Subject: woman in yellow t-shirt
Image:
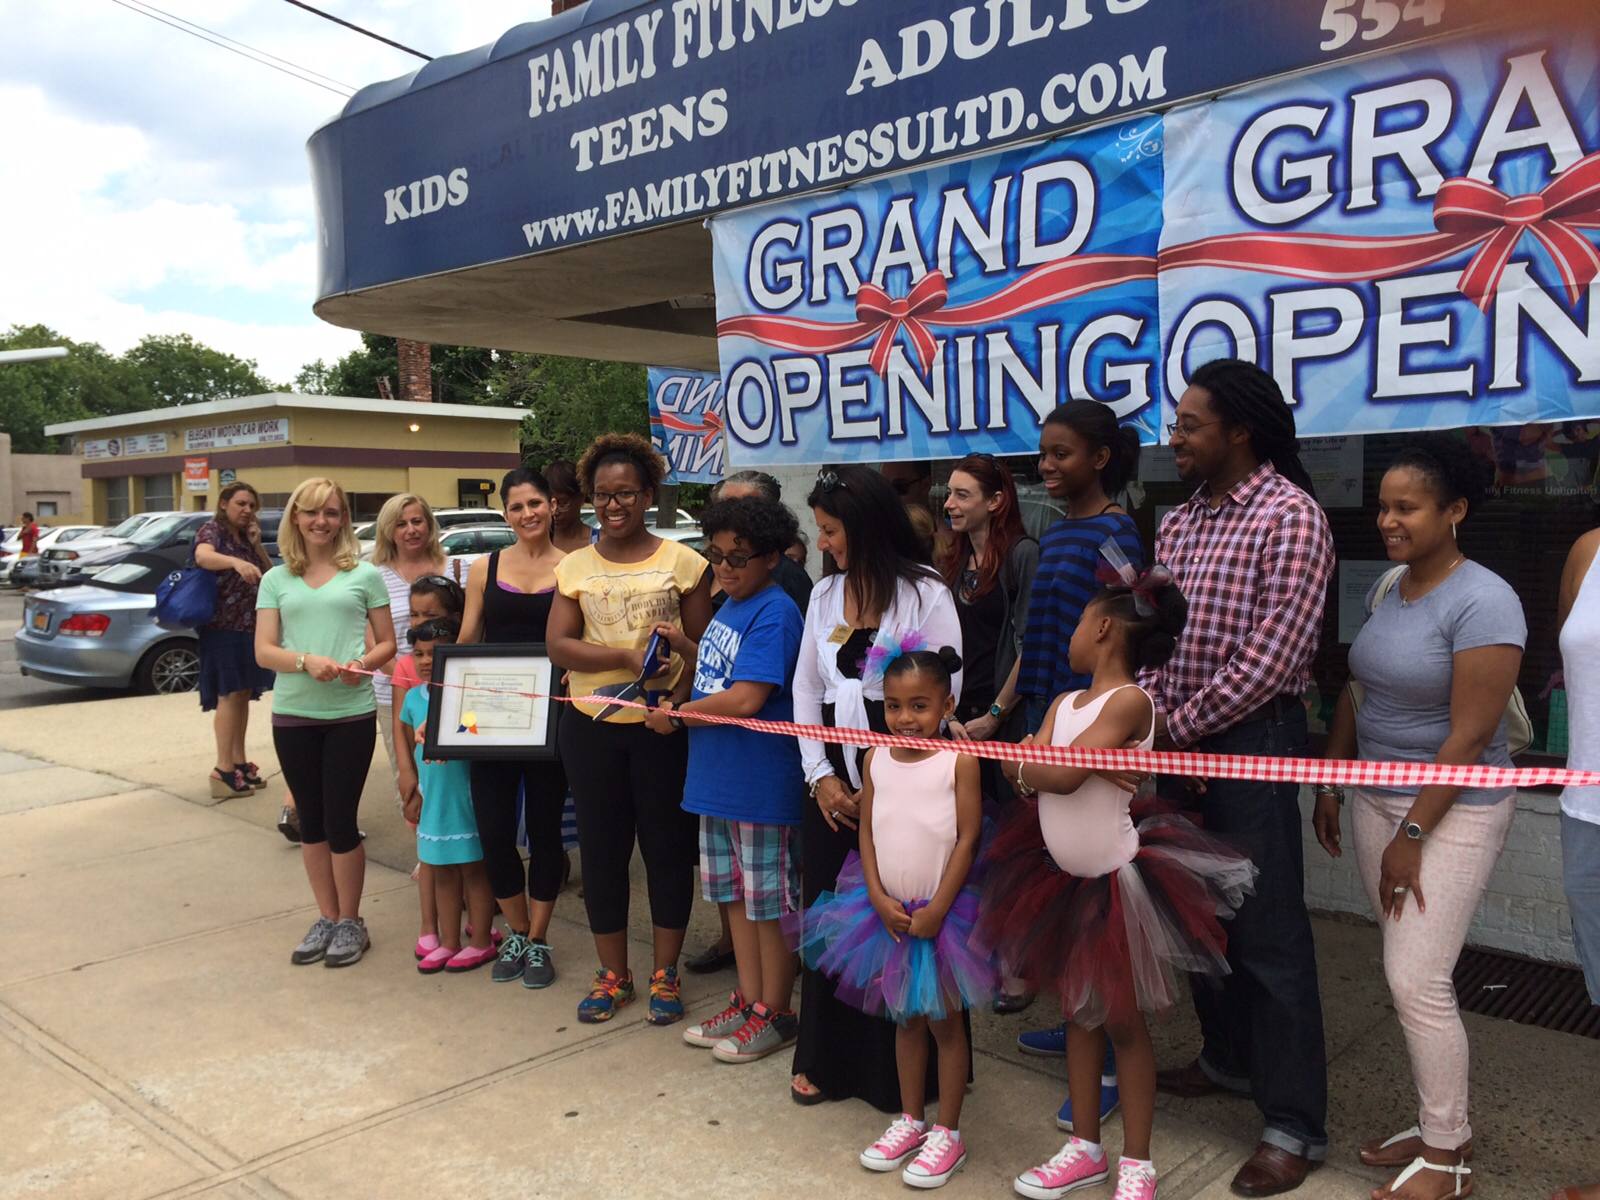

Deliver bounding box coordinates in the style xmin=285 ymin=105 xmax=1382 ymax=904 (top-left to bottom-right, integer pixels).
xmin=549 ymin=433 xmax=712 ymax=1026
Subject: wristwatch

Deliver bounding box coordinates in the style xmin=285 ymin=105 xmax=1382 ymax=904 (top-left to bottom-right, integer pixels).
xmin=1313 ymin=784 xmax=1345 ymax=805
xmin=1402 ymin=820 xmax=1425 ymax=841
xmin=295 ymin=653 xmax=306 ymax=673
xmin=988 ymin=702 xmax=1005 ymax=719
xmin=668 ymin=714 xmax=686 ymax=731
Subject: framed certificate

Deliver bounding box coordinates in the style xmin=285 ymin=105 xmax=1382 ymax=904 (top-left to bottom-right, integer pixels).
xmin=421 ymin=643 xmax=561 ymax=760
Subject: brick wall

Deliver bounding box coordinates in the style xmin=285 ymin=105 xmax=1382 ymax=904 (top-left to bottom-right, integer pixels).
xmin=396 ymin=339 xmax=432 ymax=404
xmin=1300 ymin=787 xmax=1579 ymax=964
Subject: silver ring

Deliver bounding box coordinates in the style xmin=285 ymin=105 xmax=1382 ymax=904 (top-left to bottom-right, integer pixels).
xmin=831 ymin=811 xmax=841 ymax=820
xmin=1393 ymin=886 xmax=1408 ymax=893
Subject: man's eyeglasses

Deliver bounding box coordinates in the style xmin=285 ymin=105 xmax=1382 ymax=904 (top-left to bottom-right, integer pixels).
xmin=706 ymin=547 xmax=761 ymax=568
xmin=1165 ymin=418 xmax=1224 ymax=440
xmin=592 ymin=490 xmax=643 ymax=508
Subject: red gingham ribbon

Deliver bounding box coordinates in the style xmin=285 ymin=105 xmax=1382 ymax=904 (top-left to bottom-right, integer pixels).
xmin=1160 ymin=151 xmax=1600 ymax=312
xmin=717 ymin=256 xmax=1156 ymax=379
xmin=383 ymin=666 xmax=1600 ymax=790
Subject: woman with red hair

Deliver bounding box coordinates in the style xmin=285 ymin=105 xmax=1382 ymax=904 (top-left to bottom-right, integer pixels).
xmin=942 ymin=454 xmax=1037 ymax=787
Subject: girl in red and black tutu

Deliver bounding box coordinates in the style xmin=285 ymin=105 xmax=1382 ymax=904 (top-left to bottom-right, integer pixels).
xmin=977 ymin=554 xmax=1255 ymax=1200
xmin=789 ymin=641 xmax=995 ymax=1190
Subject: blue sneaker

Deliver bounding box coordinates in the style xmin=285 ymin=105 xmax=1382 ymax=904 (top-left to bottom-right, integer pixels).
xmin=1017 ymin=1023 xmax=1066 ymax=1057
xmin=1057 ymin=1039 xmax=1120 ymax=1131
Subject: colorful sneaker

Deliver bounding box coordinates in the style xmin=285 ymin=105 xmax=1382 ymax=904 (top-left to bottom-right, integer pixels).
xmin=322 ymin=918 xmax=370 ymax=968
xmin=522 ymin=938 xmax=555 ymax=989
xmin=1014 ymin=1137 xmax=1111 ymax=1199
xmin=417 ymin=945 xmax=453 ymax=974
xmin=290 ymin=916 xmax=335 ymax=965
xmin=1018 ymin=1023 xmax=1067 ymax=1057
xmin=683 ymin=989 xmax=749 ymax=1048
xmin=904 ymin=1126 xmax=967 ymax=1188
xmin=415 ymin=933 xmax=440 ymax=960
xmin=711 ymin=1004 xmax=798 ymax=1062
xmin=492 ymin=931 xmax=530 ymax=983
xmin=577 ymin=969 xmax=635 ymax=1023
xmin=445 ymin=944 xmax=497 ymax=972
xmin=860 ymin=1116 xmax=928 ymax=1171
xmin=647 ymin=966 xmax=685 ymax=1025
xmin=1112 ymin=1159 xmax=1158 ymax=1200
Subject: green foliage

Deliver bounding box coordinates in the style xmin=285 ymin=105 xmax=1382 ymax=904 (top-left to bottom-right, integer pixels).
xmin=499 ymin=355 xmax=648 ymax=469
xmin=119 ymin=333 xmax=276 ymax=408
xmin=307 ymin=333 xmax=502 ymax=405
xmin=293 ymin=358 xmax=334 ymax=394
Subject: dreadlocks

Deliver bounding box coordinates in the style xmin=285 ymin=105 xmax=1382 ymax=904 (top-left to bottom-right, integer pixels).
xmin=1188 ymin=359 xmax=1316 ymax=496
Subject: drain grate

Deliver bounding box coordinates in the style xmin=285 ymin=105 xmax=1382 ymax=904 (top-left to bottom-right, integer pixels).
xmin=1453 ymin=946 xmax=1600 ymax=1038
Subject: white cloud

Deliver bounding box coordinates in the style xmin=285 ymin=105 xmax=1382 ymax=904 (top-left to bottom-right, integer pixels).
xmin=0 ymin=0 xmax=550 ymax=385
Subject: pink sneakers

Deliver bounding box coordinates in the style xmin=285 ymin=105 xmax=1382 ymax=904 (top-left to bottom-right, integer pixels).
xmin=1112 ymin=1159 xmax=1158 ymax=1200
xmin=1014 ymin=1137 xmax=1111 ymax=1198
xmin=861 ymin=1116 xmax=928 ymax=1171
xmin=417 ymin=945 xmax=453 ymax=974
xmin=903 ymin=1126 xmax=967 ymax=1189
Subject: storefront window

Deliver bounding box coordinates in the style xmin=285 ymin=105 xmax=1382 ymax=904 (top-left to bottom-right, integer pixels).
xmin=141 ymin=473 xmax=175 ymax=510
xmin=104 ymin=477 xmax=130 ymax=524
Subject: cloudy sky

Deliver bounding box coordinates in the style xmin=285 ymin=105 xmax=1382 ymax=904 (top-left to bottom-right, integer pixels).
xmin=0 ymin=0 xmax=550 ymax=384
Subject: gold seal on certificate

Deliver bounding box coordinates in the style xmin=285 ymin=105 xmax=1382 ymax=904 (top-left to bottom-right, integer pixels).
xmin=421 ymin=644 xmax=561 ymax=759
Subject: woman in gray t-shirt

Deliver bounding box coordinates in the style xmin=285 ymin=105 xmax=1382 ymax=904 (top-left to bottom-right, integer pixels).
xmin=1314 ymin=435 xmax=1524 ymax=1199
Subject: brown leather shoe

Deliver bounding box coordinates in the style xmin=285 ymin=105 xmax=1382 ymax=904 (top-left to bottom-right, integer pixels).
xmin=1155 ymin=1059 xmax=1248 ymax=1098
xmin=1230 ymin=1143 xmax=1318 ymax=1197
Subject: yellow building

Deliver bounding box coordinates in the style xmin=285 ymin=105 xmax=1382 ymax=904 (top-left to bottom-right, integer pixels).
xmin=44 ymin=394 xmax=525 ymax=523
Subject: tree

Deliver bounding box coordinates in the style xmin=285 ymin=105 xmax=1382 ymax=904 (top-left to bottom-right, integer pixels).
xmin=307 ymin=334 xmax=503 ymax=404
xmin=294 ymin=358 xmax=334 ymax=394
xmin=119 ymin=333 xmax=276 ymax=408
xmin=502 ymin=355 xmax=648 ymax=467
xmin=0 ymin=325 xmax=135 ymax=453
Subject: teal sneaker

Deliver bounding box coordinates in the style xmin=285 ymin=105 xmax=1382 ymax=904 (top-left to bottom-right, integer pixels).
xmin=647 ymin=966 xmax=685 ymax=1025
xmin=576 ymin=968 xmax=635 ymax=1023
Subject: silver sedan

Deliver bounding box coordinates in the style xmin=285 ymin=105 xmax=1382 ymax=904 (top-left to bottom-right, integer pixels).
xmin=14 ymin=557 xmax=201 ymax=694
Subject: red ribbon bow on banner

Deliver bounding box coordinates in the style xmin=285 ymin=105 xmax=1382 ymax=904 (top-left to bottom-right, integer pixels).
xmin=1434 ymin=156 xmax=1600 ymax=308
xmin=1159 ymin=151 xmax=1600 ymax=310
xmin=854 ymin=271 xmax=949 ymax=375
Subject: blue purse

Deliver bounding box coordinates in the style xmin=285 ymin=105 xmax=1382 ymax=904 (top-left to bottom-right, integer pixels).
xmin=154 ymin=563 xmax=217 ymax=629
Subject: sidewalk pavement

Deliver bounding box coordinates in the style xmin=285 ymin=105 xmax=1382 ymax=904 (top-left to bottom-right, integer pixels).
xmin=1 ymin=692 xmax=1594 ymax=1199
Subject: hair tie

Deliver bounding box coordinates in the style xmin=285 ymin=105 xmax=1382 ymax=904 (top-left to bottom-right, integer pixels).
xmin=861 ymin=629 xmax=927 ymax=685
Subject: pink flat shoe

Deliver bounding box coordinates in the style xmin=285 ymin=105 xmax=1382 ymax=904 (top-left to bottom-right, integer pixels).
xmin=415 ymin=934 xmax=440 ymax=960
xmin=463 ymin=924 xmax=505 ymax=948
xmin=445 ymin=945 xmax=497 ymax=972
xmin=417 ymin=946 xmax=453 ymax=974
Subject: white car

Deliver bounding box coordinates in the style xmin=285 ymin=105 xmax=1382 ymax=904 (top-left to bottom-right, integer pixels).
xmin=2 ymin=525 xmax=101 ymax=584
xmin=35 ymin=512 xmax=183 ymax=579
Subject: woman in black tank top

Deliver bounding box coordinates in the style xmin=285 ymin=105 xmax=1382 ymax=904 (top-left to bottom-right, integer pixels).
xmin=458 ymin=469 xmax=569 ymax=990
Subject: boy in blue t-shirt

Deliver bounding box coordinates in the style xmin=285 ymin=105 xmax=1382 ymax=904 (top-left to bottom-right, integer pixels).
xmin=644 ymin=496 xmax=804 ymax=1063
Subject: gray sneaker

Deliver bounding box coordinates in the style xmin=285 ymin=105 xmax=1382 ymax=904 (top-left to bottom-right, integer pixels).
xmin=291 ymin=916 xmax=336 ymax=965
xmin=682 ymin=990 xmax=750 ymax=1048
xmin=492 ymin=931 xmax=530 ymax=983
xmin=323 ymin=918 xmax=370 ymax=968
xmin=522 ymin=938 xmax=556 ymax=989
xmin=711 ymin=1006 xmax=799 ymax=1063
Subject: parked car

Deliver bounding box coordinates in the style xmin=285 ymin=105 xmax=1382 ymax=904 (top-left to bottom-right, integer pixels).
xmin=439 ymin=523 xmax=519 ymax=566
xmin=257 ymin=508 xmax=285 ymax=565
xmin=42 ymin=513 xmax=212 ymax=589
xmin=2 ymin=525 xmax=101 ymax=586
xmin=14 ymin=553 xmax=201 ymax=694
xmin=35 ymin=511 xmax=183 ymax=582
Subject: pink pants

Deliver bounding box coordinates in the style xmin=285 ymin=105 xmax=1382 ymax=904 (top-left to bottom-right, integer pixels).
xmin=1352 ymin=787 xmax=1513 ymax=1151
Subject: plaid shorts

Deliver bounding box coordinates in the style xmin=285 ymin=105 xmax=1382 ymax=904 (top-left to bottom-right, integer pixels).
xmin=698 ymin=816 xmax=799 ymax=922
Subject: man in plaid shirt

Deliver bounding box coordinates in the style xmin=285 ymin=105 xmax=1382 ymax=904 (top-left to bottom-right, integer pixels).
xmin=1142 ymin=359 xmax=1334 ymax=1198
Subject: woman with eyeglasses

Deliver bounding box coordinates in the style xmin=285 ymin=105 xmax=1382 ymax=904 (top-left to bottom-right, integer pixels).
xmin=547 ymin=433 xmax=713 ymax=1025
xmin=543 ymin=459 xmax=597 ymax=553
xmin=456 ymin=468 xmax=571 ymax=989
xmin=790 ymin=464 xmax=964 ymax=1110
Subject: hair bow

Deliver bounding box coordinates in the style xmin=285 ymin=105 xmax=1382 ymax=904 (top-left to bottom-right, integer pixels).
xmin=1094 ymin=537 xmax=1173 ymax=617
xmin=861 ymin=629 xmax=927 ymax=685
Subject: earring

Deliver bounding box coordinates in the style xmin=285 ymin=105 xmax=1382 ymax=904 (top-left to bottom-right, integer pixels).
xmin=1451 ymin=522 xmax=1457 ymax=541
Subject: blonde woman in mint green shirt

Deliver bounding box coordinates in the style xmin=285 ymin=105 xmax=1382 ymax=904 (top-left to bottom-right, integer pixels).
xmin=255 ymin=477 xmax=395 ymax=969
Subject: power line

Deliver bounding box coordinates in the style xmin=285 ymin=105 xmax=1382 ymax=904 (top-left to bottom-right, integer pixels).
xmin=277 ymin=0 xmax=433 ymax=62
xmin=110 ymin=0 xmax=355 ymax=95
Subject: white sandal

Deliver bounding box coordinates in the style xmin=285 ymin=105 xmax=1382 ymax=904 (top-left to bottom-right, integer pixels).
xmin=1385 ymin=1155 xmax=1473 ymax=1199
xmin=1362 ymin=1127 xmax=1474 ymax=1167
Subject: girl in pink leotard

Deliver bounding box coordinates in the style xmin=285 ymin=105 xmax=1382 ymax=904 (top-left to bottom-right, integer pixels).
xmin=790 ymin=643 xmax=995 ymax=1189
xmin=976 ymin=568 xmax=1255 ymax=1200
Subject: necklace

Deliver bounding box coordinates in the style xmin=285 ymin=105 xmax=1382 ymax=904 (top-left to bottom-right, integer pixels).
xmin=1400 ymin=555 xmax=1463 ymax=603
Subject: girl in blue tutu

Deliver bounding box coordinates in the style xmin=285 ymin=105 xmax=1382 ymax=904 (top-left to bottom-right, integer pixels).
xmin=791 ymin=642 xmax=995 ymax=1189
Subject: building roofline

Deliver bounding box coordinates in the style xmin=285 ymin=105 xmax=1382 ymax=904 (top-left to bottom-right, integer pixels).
xmin=43 ymin=393 xmax=528 ymax=436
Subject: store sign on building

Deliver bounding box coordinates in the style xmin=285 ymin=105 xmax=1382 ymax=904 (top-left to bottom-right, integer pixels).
xmin=82 ymin=433 xmax=168 ymax=460
xmin=1158 ymin=26 xmax=1600 ymax=437
xmin=309 ymin=0 xmax=1503 ymax=296
xmin=185 ymin=419 xmax=290 ymax=451
xmin=711 ymin=121 xmax=1162 ymax=464
xmin=647 ymin=367 xmax=725 ymax=484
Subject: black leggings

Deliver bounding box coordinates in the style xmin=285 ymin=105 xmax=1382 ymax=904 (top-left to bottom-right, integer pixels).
xmin=559 ymin=709 xmax=695 ymax=936
xmin=273 ymin=716 xmax=376 ymax=854
xmin=469 ymin=757 xmax=569 ymax=904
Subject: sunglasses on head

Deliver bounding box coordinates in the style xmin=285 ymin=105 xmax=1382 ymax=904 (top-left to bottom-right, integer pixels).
xmin=816 ymin=470 xmax=848 ymax=493
xmin=415 ymin=574 xmax=464 ymax=599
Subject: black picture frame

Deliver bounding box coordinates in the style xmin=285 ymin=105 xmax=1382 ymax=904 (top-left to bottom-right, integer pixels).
xmin=420 ymin=642 xmax=561 ymax=760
